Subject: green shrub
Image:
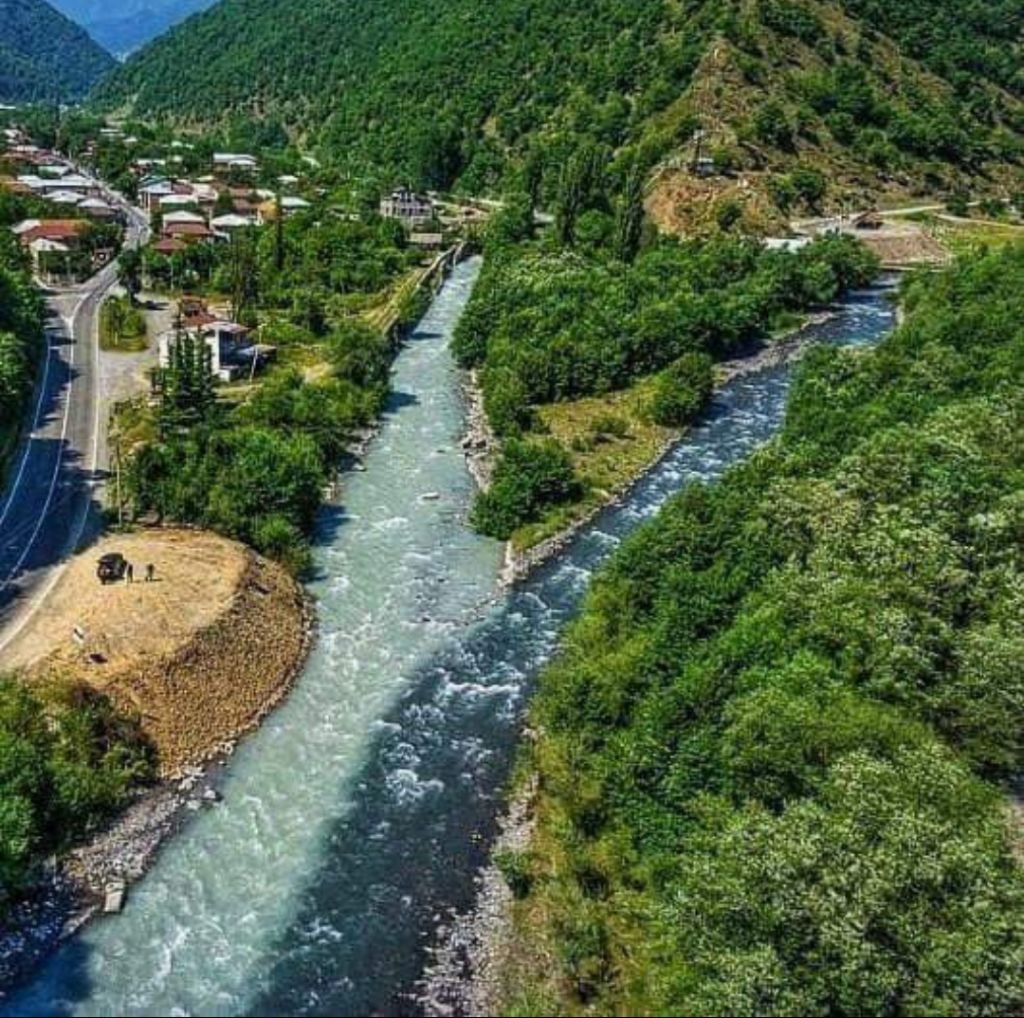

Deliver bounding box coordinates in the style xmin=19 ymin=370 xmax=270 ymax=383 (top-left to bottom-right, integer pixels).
xmin=649 ymin=351 xmax=714 ymax=426
xmin=0 ymin=678 xmax=152 ymax=903
xmin=494 ymin=848 xmax=534 ymax=899
xmin=590 ymin=414 xmax=629 ymax=440
xmin=471 ymin=438 xmax=581 ymax=539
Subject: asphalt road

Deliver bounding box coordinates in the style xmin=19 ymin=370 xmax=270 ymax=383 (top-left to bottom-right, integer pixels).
xmin=0 ymin=201 xmax=148 ymax=654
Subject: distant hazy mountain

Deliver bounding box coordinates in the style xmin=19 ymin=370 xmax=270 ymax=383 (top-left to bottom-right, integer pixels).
xmin=0 ymin=0 xmax=115 ymax=102
xmin=51 ymin=0 xmax=216 ymax=57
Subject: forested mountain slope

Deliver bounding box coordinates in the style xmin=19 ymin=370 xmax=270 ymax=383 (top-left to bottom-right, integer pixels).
xmin=95 ymin=0 xmax=1022 ymax=211
xmin=0 ymin=0 xmax=114 ymax=102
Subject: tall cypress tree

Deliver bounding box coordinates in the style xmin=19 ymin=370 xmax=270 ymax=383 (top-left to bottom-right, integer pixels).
xmin=613 ymin=160 xmax=646 ymax=263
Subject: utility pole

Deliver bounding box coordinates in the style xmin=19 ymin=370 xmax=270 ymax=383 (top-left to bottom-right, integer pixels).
xmin=114 ymin=433 xmax=124 ymax=529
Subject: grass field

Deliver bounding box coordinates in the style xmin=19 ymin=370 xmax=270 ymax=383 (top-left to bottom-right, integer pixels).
xmin=511 ymin=378 xmax=677 ymax=550
xmin=930 ymin=218 xmax=1024 ymax=257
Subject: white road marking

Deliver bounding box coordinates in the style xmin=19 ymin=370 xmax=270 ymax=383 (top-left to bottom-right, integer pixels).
xmin=0 ymin=312 xmax=60 ymax=530
xmin=0 ymin=211 xmax=146 ymax=654
xmin=0 ymin=294 xmax=102 ymax=655
xmin=0 ymin=294 xmax=87 ymax=590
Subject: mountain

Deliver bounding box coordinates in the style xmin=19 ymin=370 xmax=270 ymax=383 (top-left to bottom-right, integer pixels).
xmin=50 ymin=0 xmax=216 ymax=58
xmin=0 ymin=0 xmax=115 ymax=102
xmin=95 ymin=0 xmax=1022 ymax=211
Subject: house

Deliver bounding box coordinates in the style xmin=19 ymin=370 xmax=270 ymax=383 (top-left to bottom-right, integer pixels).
xmin=13 ymin=219 xmax=88 ymax=247
xmin=8 ymin=144 xmax=42 ymax=160
xmin=379 ymin=188 xmax=434 ymax=226
xmin=161 ymin=210 xmax=214 ymax=243
xmin=17 ymin=172 xmax=97 ymax=198
xmin=134 ymin=158 xmax=167 ymax=173
xmin=28 ymin=237 xmax=72 ymax=280
xmin=190 ymin=182 xmax=220 ymax=205
xmin=47 ymin=190 xmax=88 ymax=208
xmin=163 ymin=220 xmax=214 ymax=243
xmin=159 ymin=193 xmax=200 ymax=211
xmin=151 ymin=238 xmax=187 ymax=256
xmin=211 ymin=213 xmax=255 ymax=235
xmin=78 ymin=198 xmax=118 ymax=221
xmin=139 ymin=179 xmax=175 ymax=212
xmin=409 ymin=231 xmax=444 ymax=249
xmin=212 ymin=152 xmax=258 ymax=173
xmin=158 ymin=319 xmax=275 ymax=382
xmin=13 ymin=219 xmax=90 ymax=279
xmin=162 ymin=210 xmax=206 ymax=227
xmin=11 ymin=219 xmax=41 ymax=239
xmin=50 ymin=173 xmax=101 ymax=196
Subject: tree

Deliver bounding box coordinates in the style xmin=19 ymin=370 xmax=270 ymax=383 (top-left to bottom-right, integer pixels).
xmin=555 ymin=144 xmax=607 ymax=247
xmin=116 ymin=247 xmax=143 ymax=304
xmin=158 ymin=329 xmax=215 ymax=435
xmin=659 ymin=749 xmax=1024 ymax=1016
xmin=754 ymin=101 xmax=794 ymax=149
xmin=946 ymin=191 xmax=971 ymax=217
xmin=649 ymin=351 xmax=714 ymax=426
xmin=228 ymin=228 xmax=260 ymax=323
xmin=471 ymin=438 xmax=580 ymax=539
xmin=328 ymin=319 xmax=390 ymax=390
xmin=789 ymin=165 xmax=827 ymax=210
xmin=274 ymin=191 xmax=285 ymax=272
xmin=612 ymin=160 xmax=645 ymax=263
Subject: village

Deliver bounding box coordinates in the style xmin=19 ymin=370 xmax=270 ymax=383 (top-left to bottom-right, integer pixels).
xmin=1 ymin=118 xmax=494 ymax=399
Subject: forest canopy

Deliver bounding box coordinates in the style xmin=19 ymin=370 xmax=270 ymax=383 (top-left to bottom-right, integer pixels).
xmin=506 ymin=242 xmax=1024 ymax=1015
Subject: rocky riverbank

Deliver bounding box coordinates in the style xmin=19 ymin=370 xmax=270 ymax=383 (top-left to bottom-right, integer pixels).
xmin=460 ymin=368 xmax=497 ymax=492
xmin=418 ymin=775 xmax=538 ymax=1017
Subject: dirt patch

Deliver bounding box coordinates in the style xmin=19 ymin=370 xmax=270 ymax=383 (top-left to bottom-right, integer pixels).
xmin=647 ymin=168 xmax=787 ymax=236
xmin=7 ymin=528 xmax=311 ymax=776
xmin=854 ymin=222 xmax=951 ymax=266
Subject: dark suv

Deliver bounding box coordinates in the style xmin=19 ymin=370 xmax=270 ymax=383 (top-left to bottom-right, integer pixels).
xmin=97 ymin=552 xmax=128 ymax=584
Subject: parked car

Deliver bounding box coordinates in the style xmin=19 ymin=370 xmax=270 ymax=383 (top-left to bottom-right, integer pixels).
xmin=97 ymin=552 xmax=128 ymax=584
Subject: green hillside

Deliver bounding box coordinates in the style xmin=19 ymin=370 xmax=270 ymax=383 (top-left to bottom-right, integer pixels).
xmin=502 ymin=241 xmax=1024 ymax=1016
xmin=0 ymin=0 xmax=115 ymax=103
xmin=95 ymin=0 xmax=1022 ymax=204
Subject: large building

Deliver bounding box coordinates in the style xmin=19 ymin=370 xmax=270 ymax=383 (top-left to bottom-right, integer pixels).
xmin=379 ymin=188 xmax=435 ymax=227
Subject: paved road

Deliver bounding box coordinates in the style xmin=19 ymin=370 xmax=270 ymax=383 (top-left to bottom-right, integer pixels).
xmin=0 ymin=200 xmax=148 ymax=654
xmin=792 ymin=199 xmax=1005 ymax=234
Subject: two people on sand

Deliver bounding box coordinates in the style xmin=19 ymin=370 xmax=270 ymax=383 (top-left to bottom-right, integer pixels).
xmin=125 ymin=563 xmax=156 ymax=583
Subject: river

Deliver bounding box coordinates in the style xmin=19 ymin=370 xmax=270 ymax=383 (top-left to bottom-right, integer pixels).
xmin=2 ymin=257 xmax=896 ymax=1017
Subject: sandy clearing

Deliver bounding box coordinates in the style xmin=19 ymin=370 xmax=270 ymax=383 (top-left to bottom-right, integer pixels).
xmin=5 ymin=528 xmax=311 ymax=775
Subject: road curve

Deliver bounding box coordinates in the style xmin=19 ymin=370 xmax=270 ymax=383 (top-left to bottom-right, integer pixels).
xmin=0 ymin=201 xmax=148 ymax=654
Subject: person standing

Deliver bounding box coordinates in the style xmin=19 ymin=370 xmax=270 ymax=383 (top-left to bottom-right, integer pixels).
xmin=126 ymin=562 xmax=134 ymax=584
